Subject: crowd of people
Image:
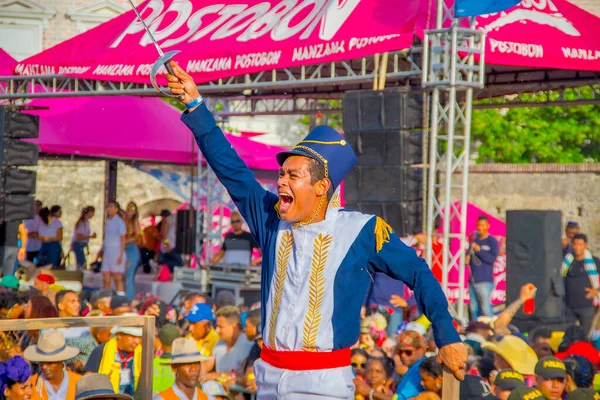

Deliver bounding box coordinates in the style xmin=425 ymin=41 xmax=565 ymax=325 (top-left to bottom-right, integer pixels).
xmin=0 ymin=276 xmax=262 ymax=400
xmin=0 ymin=266 xmax=599 ymax=400
xmin=20 ymin=200 xmax=184 ymax=300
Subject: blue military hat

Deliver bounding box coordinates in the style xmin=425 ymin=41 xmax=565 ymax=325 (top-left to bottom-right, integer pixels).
xmin=276 ymin=125 xmax=356 ymax=189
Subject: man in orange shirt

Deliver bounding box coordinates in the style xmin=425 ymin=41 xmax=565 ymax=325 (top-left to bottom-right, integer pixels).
xmin=24 ymin=330 xmax=81 ymax=400
xmin=154 ymin=338 xmax=213 ymax=400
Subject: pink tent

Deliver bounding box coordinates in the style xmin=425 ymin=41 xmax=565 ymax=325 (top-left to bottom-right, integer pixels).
xmin=0 ymin=48 xmax=14 ymax=76
xmin=442 ymin=202 xmax=507 ymax=305
xmin=13 ymin=0 xmax=430 ymax=83
xmin=24 ymin=96 xmax=285 ymax=169
xmin=476 ymin=0 xmax=600 ymax=71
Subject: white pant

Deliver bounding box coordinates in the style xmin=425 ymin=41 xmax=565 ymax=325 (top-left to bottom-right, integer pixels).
xmin=253 ymin=358 xmax=355 ymax=400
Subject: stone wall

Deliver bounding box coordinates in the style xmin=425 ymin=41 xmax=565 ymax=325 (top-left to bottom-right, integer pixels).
xmin=451 ymin=166 xmax=600 ymax=252
xmin=33 ymin=159 xmax=183 ymax=258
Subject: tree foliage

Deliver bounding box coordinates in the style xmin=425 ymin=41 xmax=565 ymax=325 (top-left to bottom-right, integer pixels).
xmin=471 ymin=88 xmax=600 ymax=163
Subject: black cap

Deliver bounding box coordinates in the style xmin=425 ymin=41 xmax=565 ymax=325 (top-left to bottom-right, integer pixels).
xmin=494 ymin=369 xmax=525 ymax=391
xmin=508 ymin=387 xmax=544 ymax=400
xmin=535 ymin=356 xmax=567 ymax=379
xmin=110 ymin=293 xmax=130 ymax=309
xmin=460 ymin=375 xmax=500 ymax=400
xmin=565 ymin=388 xmax=599 ymax=400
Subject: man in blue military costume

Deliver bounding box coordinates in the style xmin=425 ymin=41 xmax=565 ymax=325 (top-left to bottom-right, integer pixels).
xmin=166 ymin=61 xmax=467 ymax=399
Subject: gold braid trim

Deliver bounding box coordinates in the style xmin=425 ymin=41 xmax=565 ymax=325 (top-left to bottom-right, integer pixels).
xmin=302 ymin=233 xmax=333 ymax=351
xmin=328 ymin=192 xmax=341 ymax=209
xmin=268 ymin=231 xmax=294 ymax=348
xmin=375 ymin=216 xmax=393 ymax=253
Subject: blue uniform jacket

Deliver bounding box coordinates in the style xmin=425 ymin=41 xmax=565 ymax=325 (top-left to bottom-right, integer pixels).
xmin=181 ymin=102 xmax=461 ymax=350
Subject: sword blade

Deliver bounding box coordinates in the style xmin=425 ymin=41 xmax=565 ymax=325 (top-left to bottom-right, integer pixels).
xmin=126 ymin=0 xmax=164 ymax=57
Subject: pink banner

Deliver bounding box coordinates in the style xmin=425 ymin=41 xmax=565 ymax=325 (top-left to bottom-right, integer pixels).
xmin=442 ymin=202 xmax=507 ymax=306
xmin=477 ymin=0 xmax=600 ymax=71
xmin=14 ymin=0 xmax=429 ymax=83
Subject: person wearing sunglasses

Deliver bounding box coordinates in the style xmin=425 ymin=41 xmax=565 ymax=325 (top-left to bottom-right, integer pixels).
xmin=210 ymin=211 xmax=260 ymax=267
xmin=393 ymin=331 xmax=428 ymax=399
xmin=351 ymin=348 xmax=369 ymax=379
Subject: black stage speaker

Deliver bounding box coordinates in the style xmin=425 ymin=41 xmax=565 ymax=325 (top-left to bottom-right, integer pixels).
xmin=176 ymin=210 xmax=199 ymax=255
xmin=506 ymin=210 xmax=572 ymax=332
xmin=342 ymin=88 xmax=423 ymax=237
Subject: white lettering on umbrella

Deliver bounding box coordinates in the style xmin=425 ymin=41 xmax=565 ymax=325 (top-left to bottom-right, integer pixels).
xmin=489 ymin=38 xmax=543 ymax=58
xmin=271 ymin=0 xmax=325 ymax=41
xmin=234 ymin=51 xmax=282 ymax=68
xmin=348 ymin=34 xmax=401 ymax=51
xmin=292 ymin=41 xmax=345 ymax=61
xmin=93 ymin=64 xmax=136 ymax=76
xmin=111 ymin=0 xmax=361 ymax=49
xmin=58 ymin=66 xmax=91 ymax=74
xmin=140 ymin=0 xmax=194 ymax=47
xmin=14 ymin=64 xmax=57 ymax=75
xmin=211 ymin=2 xmax=271 ymax=40
xmin=161 ymin=4 xmax=225 ymax=48
xmin=111 ymin=0 xmax=165 ymax=48
xmin=317 ymin=0 xmax=360 ymax=41
xmin=189 ymin=5 xmax=249 ymax=42
xmin=187 ymin=57 xmax=233 ymax=72
xmin=561 ymin=47 xmax=600 ymax=60
xmin=237 ymin=0 xmax=297 ymax=42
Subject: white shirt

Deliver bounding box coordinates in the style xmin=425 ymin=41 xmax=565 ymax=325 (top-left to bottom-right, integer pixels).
xmin=103 ymin=215 xmax=126 ymax=249
xmin=60 ymin=327 xmax=91 ymax=339
xmin=153 ymin=383 xmax=199 ymax=400
xmin=24 ymin=215 xmax=42 ymax=251
xmin=39 ymin=218 xmax=63 ymax=240
xmin=43 ymin=368 xmax=69 ymax=400
xmin=166 ymin=214 xmax=177 ymax=247
xmin=213 ymin=334 xmax=254 ymax=373
xmin=73 ymin=220 xmax=90 ymax=243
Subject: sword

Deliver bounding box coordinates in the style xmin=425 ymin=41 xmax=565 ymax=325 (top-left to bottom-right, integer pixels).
xmin=126 ymin=0 xmax=184 ymax=99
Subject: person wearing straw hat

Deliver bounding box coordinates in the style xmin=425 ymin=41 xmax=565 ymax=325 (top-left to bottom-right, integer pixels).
xmin=483 ymin=335 xmax=538 ymax=376
xmin=168 ymin=62 xmax=466 ymax=399
xmin=154 ymin=337 xmax=213 ymax=400
xmin=74 ymin=373 xmax=132 ymax=400
xmin=24 ymin=330 xmax=82 ymax=400
xmin=83 ymin=314 xmax=142 ymax=397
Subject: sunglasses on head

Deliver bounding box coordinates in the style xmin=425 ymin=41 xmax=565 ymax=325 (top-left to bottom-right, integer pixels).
xmin=351 ymin=362 xmax=367 ymax=369
xmin=231 ymin=219 xmax=241 ymax=223
xmin=397 ymin=349 xmax=414 ymax=357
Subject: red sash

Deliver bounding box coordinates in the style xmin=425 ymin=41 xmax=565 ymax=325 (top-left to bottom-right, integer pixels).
xmin=260 ymin=346 xmax=350 ymax=371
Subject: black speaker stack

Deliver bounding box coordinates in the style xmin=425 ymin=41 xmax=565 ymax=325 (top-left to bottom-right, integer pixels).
xmin=506 ymin=210 xmax=573 ymax=332
xmin=175 ymin=209 xmax=202 ymax=255
xmin=342 ymin=88 xmax=424 ymax=237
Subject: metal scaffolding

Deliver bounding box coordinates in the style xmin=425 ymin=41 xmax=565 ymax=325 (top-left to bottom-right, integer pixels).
xmin=423 ymin=0 xmax=485 ymax=320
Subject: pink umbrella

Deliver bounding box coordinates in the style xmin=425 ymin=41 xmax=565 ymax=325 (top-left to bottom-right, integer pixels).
xmin=475 ymin=0 xmax=600 ymax=71
xmin=14 ymin=0 xmax=428 ymax=84
xmin=24 ymin=96 xmax=286 ymax=169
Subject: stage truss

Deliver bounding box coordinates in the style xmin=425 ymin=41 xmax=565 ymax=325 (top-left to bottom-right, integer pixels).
xmin=1 ymin=3 xmax=598 ymax=314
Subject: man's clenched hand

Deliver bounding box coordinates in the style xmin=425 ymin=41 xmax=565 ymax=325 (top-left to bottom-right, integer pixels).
xmin=167 ymin=61 xmax=200 ymax=105
xmin=437 ymin=342 xmax=468 ymax=380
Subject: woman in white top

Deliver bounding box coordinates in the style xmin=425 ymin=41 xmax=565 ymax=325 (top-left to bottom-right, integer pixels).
xmin=23 ymin=200 xmax=43 ymax=263
xmin=71 ymin=206 xmax=97 ymax=269
xmin=96 ymin=201 xmax=127 ymax=292
xmin=38 ymin=205 xmax=63 ymax=268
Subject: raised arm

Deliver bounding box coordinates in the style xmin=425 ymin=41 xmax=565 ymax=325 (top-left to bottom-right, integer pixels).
xmin=365 ymin=217 xmax=466 ymax=379
xmin=168 ymin=61 xmax=278 ymax=246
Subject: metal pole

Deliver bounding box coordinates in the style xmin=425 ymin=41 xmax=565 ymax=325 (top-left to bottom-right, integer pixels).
xmin=426 ymin=88 xmax=439 ymax=268
xmin=141 ymin=315 xmax=156 ymax=399
xmin=456 ymin=20 xmax=478 ymax=320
